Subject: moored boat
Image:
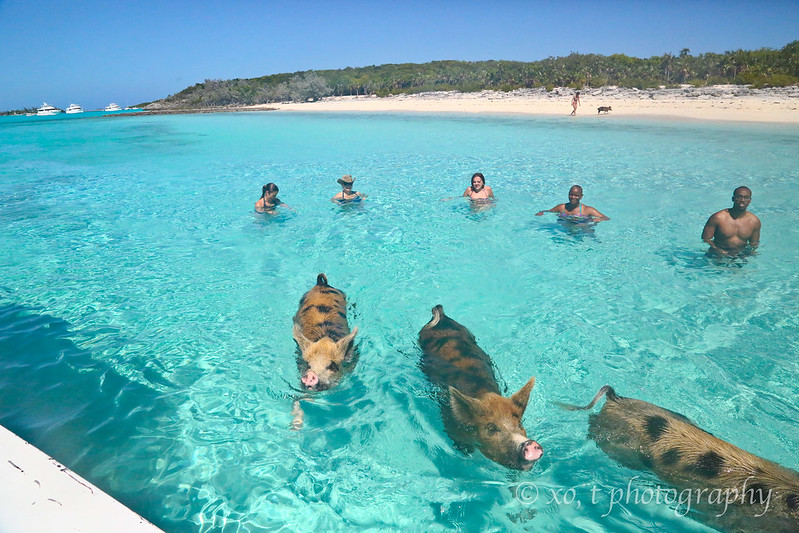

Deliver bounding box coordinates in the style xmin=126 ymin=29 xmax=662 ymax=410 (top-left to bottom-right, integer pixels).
xmin=65 ymin=103 xmax=84 ymax=114
xmin=104 ymin=103 xmax=122 ymax=112
xmin=36 ymin=102 xmax=62 ymax=116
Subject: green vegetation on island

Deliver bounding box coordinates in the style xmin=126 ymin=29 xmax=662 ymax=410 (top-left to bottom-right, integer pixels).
xmin=152 ymin=41 xmax=799 ymax=109
xmin=3 ymin=42 xmax=797 ymax=114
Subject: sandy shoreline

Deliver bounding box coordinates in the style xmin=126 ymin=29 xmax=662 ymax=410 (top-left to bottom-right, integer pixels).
xmin=251 ymin=85 xmax=799 ymax=124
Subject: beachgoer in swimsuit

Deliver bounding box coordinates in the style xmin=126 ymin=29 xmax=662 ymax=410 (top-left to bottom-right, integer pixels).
xmin=570 ymin=92 xmax=581 ymax=116
xmin=255 ymin=182 xmax=293 ymax=213
xmin=463 ymin=173 xmax=494 ymax=200
xmin=701 ymin=186 xmax=760 ymax=257
xmin=331 ymin=175 xmax=366 ymax=203
xmin=536 ymin=185 xmax=608 ymax=221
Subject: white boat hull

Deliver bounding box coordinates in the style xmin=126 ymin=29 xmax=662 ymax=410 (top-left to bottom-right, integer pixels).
xmin=36 ymin=102 xmax=62 ymax=116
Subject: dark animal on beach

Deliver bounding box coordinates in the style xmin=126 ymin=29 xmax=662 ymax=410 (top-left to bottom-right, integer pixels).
xmin=292 ymin=273 xmax=358 ymax=391
xmin=597 ymin=106 xmax=612 ymax=114
xmin=418 ymin=304 xmax=543 ymax=470
xmin=560 ymin=386 xmax=799 ymax=533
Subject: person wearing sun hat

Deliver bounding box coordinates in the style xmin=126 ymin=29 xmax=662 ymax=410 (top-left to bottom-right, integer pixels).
xmin=331 ymin=175 xmax=367 ymax=203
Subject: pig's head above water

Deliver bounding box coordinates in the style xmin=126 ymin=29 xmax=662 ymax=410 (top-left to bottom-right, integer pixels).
xmin=448 ymin=377 xmax=542 ymax=471
xmin=292 ymin=324 xmax=358 ymax=391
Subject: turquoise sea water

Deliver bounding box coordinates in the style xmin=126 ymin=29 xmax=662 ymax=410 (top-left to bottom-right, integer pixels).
xmin=0 ymin=111 xmax=797 ymax=532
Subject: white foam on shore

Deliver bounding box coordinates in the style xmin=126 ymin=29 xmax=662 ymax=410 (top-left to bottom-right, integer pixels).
xmin=0 ymin=425 xmax=162 ymax=532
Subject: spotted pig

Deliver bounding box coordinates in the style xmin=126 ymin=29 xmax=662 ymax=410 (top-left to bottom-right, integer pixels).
xmin=561 ymin=386 xmax=799 ymax=532
xmin=292 ymin=273 xmax=358 ymax=392
xmin=418 ymin=304 xmax=543 ymax=471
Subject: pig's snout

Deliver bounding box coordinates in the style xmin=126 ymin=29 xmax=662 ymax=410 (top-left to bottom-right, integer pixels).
xmin=301 ymin=371 xmax=319 ymax=389
xmin=521 ymin=440 xmax=543 ymax=462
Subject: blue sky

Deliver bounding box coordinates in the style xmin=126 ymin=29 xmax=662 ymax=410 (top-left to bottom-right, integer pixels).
xmin=1 ymin=0 xmax=797 ymax=111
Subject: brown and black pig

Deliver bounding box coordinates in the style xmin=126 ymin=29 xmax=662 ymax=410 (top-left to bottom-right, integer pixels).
xmin=418 ymin=304 xmax=543 ymax=471
xmin=561 ymin=385 xmax=799 ymax=532
xmin=292 ymin=273 xmax=358 ymax=392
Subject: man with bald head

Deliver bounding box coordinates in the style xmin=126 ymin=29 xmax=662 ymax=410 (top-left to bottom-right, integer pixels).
xmin=701 ymin=186 xmax=761 ymax=256
xmin=536 ymin=185 xmax=608 ymax=222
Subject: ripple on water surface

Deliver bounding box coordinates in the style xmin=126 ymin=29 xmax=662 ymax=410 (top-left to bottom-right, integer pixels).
xmin=0 ymin=112 xmax=798 ymax=531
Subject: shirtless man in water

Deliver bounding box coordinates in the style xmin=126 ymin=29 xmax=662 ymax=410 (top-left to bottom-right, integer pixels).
xmin=536 ymin=185 xmax=608 ymax=221
xmin=701 ymin=186 xmax=761 ymax=256
xmin=463 ymin=173 xmax=494 ymax=200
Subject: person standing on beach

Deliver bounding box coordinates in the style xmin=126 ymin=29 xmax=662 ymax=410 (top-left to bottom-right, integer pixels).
xmin=570 ymin=92 xmax=581 ymax=116
xmin=463 ymin=173 xmax=494 ymax=200
xmin=701 ymin=186 xmax=761 ymax=256
xmin=331 ymin=175 xmax=367 ymax=203
xmin=536 ymin=185 xmax=608 ymax=221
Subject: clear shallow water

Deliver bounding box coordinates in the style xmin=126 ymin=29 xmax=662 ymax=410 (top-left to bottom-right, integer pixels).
xmin=0 ymin=111 xmax=798 ymax=532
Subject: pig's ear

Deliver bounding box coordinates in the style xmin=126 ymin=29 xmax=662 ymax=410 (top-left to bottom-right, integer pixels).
xmin=449 ymin=386 xmax=485 ymax=423
xmin=292 ymin=324 xmax=311 ymax=352
xmin=337 ymin=326 xmax=358 ymax=352
xmin=510 ymin=377 xmax=536 ymax=413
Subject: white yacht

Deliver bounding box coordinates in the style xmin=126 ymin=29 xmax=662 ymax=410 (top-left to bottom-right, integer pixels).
xmin=65 ymin=103 xmax=84 ymax=114
xmin=104 ymin=103 xmax=122 ymax=112
xmin=36 ymin=102 xmax=62 ymax=116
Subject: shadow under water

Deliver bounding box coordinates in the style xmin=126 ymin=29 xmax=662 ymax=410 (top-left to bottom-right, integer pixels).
xmin=534 ymin=217 xmax=599 ymax=244
xmin=449 ymin=198 xmax=497 ymax=222
xmin=659 ymin=247 xmax=754 ymax=272
xmin=0 ymin=303 xmax=194 ymax=533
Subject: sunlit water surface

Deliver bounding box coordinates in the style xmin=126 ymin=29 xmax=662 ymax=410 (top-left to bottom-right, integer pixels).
xmin=0 ymin=111 xmax=798 ymax=532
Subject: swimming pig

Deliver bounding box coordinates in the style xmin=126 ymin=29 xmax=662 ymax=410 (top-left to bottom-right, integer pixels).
xmin=292 ymin=273 xmax=358 ymax=391
xmin=418 ymin=304 xmax=543 ymax=471
xmin=560 ymin=386 xmax=799 ymax=532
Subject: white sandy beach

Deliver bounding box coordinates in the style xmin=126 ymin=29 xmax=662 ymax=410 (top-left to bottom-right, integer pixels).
xmin=257 ymin=85 xmax=799 ymax=124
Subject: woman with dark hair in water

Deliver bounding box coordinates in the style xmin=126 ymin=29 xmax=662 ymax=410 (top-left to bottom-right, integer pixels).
xmin=255 ymin=183 xmax=292 ymax=213
xmin=462 ymin=173 xmax=494 ymax=200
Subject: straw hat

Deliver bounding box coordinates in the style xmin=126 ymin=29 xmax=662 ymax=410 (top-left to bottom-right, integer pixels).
xmin=337 ymin=175 xmax=355 ymax=185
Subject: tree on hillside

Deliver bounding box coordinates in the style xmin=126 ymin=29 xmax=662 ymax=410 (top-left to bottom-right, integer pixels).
xmin=148 ymin=42 xmax=799 ymax=109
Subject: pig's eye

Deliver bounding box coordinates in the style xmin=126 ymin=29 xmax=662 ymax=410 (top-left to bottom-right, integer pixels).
xmin=327 ymin=362 xmax=340 ymax=372
xmin=485 ymin=423 xmax=499 ymax=435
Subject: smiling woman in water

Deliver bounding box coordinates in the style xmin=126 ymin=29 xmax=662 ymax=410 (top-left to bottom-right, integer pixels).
xmin=331 ymin=175 xmax=367 ymax=203
xmin=462 ymin=172 xmax=494 ymax=200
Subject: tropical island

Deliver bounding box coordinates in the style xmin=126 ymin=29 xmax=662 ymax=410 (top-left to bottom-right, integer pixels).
xmin=144 ymin=42 xmax=799 ymax=109
xmin=4 ymin=42 xmax=797 ymax=121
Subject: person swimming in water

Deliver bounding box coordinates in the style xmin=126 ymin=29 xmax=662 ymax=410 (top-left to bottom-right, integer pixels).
xmin=701 ymin=186 xmax=760 ymax=257
xmin=536 ymin=185 xmax=608 ymax=222
xmin=463 ymin=173 xmax=494 ymax=200
xmin=331 ymin=175 xmax=367 ymax=203
xmin=255 ymin=183 xmax=293 ymax=213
